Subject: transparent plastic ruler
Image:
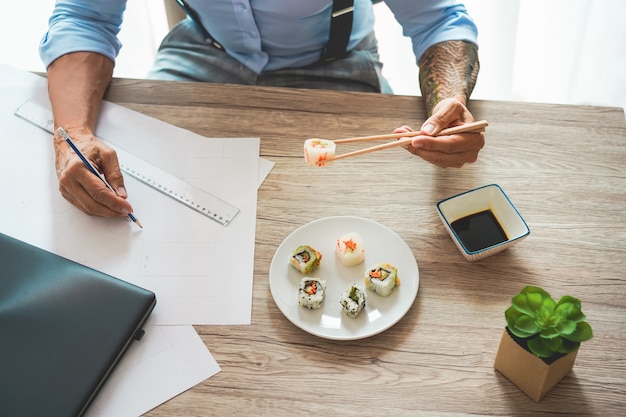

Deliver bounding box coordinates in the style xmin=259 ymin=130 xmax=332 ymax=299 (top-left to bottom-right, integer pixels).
xmin=14 ymin=100 xmax=240 ymax=226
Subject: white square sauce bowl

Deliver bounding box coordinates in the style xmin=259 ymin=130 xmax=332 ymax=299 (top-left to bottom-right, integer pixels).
xmin=436 ymin=184 xmax=530 ymax=261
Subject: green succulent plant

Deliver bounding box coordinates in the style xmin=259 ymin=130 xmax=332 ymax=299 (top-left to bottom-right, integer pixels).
xmin=505 ymin=286 xmax=593 ymax=359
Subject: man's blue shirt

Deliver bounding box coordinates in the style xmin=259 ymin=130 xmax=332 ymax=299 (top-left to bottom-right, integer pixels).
xmin=40 ymin=0 xmax=478 ymax=74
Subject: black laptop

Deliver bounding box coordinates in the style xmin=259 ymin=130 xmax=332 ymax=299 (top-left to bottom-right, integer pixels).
xmin=0 ymin=233 xmax=156 ymax=417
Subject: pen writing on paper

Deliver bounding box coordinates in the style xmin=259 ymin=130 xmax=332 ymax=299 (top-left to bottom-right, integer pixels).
xmin=56 ymin=127 xmax=143 ymax=228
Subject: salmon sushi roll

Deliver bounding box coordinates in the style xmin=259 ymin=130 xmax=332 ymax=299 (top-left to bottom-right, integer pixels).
xmin=298 ymin=277 xmax=326 ymax=309
xmin=304 ymin=138 xmax=336 ymax=167
xmin=335 ymin=232 xmax=365 ymax=266
xmin=364 ymin=262 xmax=400 ymax=297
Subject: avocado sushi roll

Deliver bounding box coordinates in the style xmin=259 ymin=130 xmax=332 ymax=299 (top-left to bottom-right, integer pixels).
xmin=289 ymin=245 xmax=323 ymax=274
xmin=340 ymin=284 xmax=366 ymax=318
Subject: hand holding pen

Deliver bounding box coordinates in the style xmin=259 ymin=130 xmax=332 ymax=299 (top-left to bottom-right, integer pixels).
xmin=56 ymin=127 xmax=142 ymax=228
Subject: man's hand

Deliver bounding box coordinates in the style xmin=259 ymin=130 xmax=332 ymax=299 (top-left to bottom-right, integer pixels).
xmin=46 ymin=51 xmax=131 ymax=217
xmin=54 ymin=128 xmax=133 ymax=217
xmin=398 ymin=98 xmax=485 ymax=168
xmin=409 ymin=40 xmax=482 ymax=167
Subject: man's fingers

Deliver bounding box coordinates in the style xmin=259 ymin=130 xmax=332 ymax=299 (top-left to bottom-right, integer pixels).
xmin=407 ymin=147 xmax=479 ymax=168
xmin=410 ymin=131 xmax=485 ymax=154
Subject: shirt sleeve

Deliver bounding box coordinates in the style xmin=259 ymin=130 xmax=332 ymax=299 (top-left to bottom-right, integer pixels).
xmin=39 ymin=0 xmax=127 ymax=68
xmin=384 ymin=0 xmax=479 ymax=65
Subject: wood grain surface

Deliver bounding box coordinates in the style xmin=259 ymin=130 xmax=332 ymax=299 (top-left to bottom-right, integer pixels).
xmin=103 ymin=79 xmax=626 ymax=416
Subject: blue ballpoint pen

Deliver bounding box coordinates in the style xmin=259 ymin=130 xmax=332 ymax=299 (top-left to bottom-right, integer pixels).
xmin=57 ymin=127 xmax=143 ymax=228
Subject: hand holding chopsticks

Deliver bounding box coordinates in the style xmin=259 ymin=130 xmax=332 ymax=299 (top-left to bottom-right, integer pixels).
xmin=303 ymin=120 xmax=488 ymax=166
xmin=331 ymin=120 xmax=488 ymax=161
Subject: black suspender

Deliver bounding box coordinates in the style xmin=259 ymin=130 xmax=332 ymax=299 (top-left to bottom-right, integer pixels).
xmin=175 ymin=0 xmax=224 ymax=51
xmin=320 ymin=0 xmax=355 ymax=62
xmin=175 ymin=0 xmax=356 ymax=62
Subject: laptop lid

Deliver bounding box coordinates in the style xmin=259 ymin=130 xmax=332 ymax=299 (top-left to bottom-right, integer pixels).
xmin=0 ymin=233 xmax=156 ymax=417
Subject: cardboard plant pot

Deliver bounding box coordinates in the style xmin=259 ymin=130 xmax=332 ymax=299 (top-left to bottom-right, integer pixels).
xmin=494 ymin=329 xmax=578 ymax=401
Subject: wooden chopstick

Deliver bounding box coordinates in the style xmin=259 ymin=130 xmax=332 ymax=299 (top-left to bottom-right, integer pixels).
xmin=332 ymin=120 xmax=488 ymax=144
xmin=330 ymin=120 xmax=488 ymax=161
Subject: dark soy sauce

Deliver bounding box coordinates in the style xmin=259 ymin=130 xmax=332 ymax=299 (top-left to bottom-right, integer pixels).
xmin=450 ymin=209 xmax=508 ymax=252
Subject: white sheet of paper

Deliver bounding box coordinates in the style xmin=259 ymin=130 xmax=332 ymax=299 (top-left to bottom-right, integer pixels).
xmin=0 ymin=63 xmax=263 ymax=325
xmin=86 ymin=322 xmax=220 ymax=417
xmin=0 ymin=63 xmax=277 ymax=416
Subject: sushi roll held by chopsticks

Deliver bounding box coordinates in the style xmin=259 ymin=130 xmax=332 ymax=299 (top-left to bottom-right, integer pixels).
xmin=303 ymin=120 xmax=488 ymax=166
xmin=304 ymin=138 xmax=336 ymax=167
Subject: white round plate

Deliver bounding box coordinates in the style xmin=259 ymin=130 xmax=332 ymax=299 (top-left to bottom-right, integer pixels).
xmin=269 ymin=216 xmax=419 ymax=340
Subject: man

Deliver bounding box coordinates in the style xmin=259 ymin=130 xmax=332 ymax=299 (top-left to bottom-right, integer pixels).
xmin=40 ymin=0 xmax=482 ymax=218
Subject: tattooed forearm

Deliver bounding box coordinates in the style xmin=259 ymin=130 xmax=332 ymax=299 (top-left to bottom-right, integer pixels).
xmin=418 ymin=41 xmax=480 ymax=116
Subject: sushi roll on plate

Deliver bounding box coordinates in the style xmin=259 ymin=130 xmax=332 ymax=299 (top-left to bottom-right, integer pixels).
xmin=298 ymin=277 xmax=326 ymax=310
xmin=290 ymin=245 xmax=323 ymax=274
xmin=304 ymin=138 xmax=336 ymax=167
xmin=335 ymin=232 xmax=365 ymax=266
xmin=364 ymin=262 xmax=400 ymax=297
xmin=340 ymin=284 xmax=367 ymax=318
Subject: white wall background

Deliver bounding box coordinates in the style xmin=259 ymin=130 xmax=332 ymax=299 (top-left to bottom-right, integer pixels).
xmin=1 ymin=1 xmax=625 ymax=112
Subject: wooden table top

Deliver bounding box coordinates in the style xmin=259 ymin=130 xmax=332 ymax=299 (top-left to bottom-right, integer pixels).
xmin=103 ymin=79 xmax=626 ymax=416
